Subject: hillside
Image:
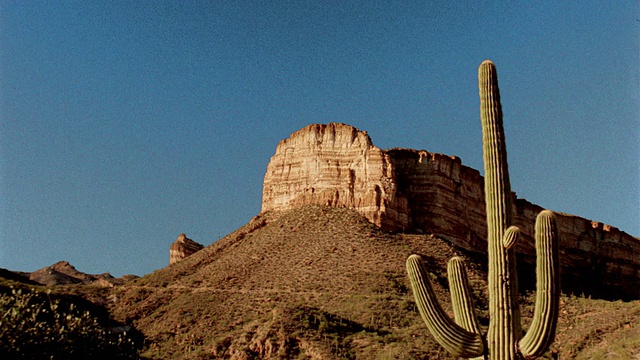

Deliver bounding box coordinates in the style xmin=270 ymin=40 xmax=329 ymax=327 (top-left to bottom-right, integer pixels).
xmin=108 ymin=205 xmax=458 ymax=359
xmin=100 ymin=205 xmax=640 ymax=359
xmin=0 ymin=276 xmax=143 ymax=358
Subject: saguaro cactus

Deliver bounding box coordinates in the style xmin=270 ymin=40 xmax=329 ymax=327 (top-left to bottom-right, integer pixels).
xmin=406 ymin=60 xmax=560 ymax=359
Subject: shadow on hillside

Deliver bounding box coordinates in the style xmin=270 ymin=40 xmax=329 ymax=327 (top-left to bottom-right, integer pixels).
xmin=291 ymin=305 xmax=387 ymax=336
xmin=516 ymin=259 xmax=637 ymax=302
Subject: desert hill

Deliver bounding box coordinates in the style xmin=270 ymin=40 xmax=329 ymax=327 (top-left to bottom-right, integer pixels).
xmin=109 ymin=205 xmax=461 ymax=359
xmin=104 ymin=205 xmax=640 ymax=359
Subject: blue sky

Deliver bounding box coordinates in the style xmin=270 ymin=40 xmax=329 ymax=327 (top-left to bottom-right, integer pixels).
xmin=1 ymin=1 xmax=638 ymax=277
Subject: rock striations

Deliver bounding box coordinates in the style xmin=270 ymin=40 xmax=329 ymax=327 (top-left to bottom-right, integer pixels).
xmin=262 ymin=123 xmax=640 ymax=298
xmin=169 ymin=234 xmax=204 ymax=265
xmin=262 ymin=123 xmax=407 ymax=229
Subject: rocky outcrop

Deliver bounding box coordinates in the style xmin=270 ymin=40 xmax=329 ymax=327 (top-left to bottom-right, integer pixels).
xmin=170 ymin=234 xmax=204 ymax=265
xmin=262 ymin=123 xmax=640 ymax=298
xmin=262 ymin=123 xmax=408 ymax=229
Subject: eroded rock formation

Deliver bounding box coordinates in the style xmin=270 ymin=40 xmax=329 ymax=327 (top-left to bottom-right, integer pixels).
xmin=170 ymin=234 xmax=204 ymax=265
xmin=262 ymin=123 xmax=408 ymax=229
xmin=262 ymin=123 xmax=640 ymax=298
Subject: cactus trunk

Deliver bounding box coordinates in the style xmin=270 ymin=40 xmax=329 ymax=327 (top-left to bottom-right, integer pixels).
xmin=479 ymin=60 xmax=521 ymax=359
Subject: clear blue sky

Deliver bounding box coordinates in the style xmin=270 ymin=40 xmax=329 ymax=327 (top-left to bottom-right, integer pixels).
xmin=1 ymin=1 xmax=638 ymax=277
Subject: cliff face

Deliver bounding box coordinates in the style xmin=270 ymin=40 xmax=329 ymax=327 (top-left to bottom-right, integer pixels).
xmin=262 ymin=123 xmax=640 ymax=298
xmin=261 ymin=123 xmax=410 ymax=229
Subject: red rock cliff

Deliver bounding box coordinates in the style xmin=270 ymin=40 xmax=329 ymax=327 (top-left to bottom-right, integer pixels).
xmin=262 ymin=123 xmax=640 ymax=298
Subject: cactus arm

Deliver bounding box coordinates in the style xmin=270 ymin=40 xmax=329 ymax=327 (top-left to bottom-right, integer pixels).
xmin=448 ymin=257 xmax=486 ymax=360
xmin=518 ymin=210 xmax=560 ymax=357
xmin=502 ymin=226 xmax=520 ymax=250
xmin=479 ymin=59 xmax=522 ymax=359
xmin=448 ymin=257 xmax=482 ymax=335
xmin=407 ymin=255 xmax=485 ymax=358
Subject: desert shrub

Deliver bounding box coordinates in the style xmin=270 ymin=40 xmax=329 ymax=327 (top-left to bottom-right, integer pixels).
xmin=0 ymin=284 xmax=141 ymax=359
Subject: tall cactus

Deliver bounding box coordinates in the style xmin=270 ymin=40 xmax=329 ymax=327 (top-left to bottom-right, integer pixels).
xmin=406 ymin=60 xmax=560 ymax=359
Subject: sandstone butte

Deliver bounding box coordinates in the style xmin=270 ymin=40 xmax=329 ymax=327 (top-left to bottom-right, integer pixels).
xmin=262 ymin=123 xmax=640 ymax=299
xmin=169 ymin=233 xmax=205 ymax=265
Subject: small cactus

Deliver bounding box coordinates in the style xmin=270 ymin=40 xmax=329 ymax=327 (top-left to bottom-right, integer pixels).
xmin=406 ymin=60 xmax=560 ymax=359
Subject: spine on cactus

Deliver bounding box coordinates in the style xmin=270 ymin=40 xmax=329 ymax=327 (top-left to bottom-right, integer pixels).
xmin=406 ymin=255 xmax=484 ymax=358
xmin=479 ymin=59 xmax=521 ymax=360
xmin=519 ymin=210 xmax=560 ymax=357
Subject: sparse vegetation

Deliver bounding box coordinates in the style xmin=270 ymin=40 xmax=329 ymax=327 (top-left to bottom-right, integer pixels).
xmin=0 ymin=280 xmax=141 ymax=359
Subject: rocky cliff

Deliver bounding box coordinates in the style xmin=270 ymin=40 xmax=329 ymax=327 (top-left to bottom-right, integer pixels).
xmin=169 ymin=234 xmax=204 ymax=265
xmin=262 ymin=123 xmax=640 ymax=298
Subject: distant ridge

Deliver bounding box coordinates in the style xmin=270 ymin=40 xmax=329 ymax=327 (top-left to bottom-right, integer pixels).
xmin=3 ymin=261 xmax=138 ymax=287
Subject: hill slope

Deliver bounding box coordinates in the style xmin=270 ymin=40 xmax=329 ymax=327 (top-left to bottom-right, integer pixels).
xmin=106 ymin=205 xmax=640 ymax=359
xmin=110 ymin=205 xmax=479 ymax=359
